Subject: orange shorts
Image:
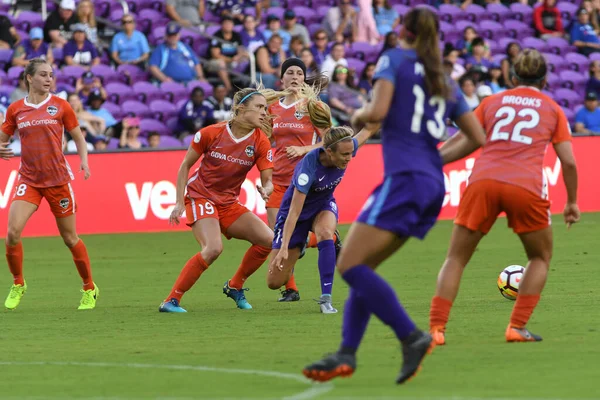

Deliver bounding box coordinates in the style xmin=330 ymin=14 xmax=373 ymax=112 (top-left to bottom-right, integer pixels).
xmin=265 ymin=183 xmax=288 ymax=209
xmin=455 ymin=179 xmax=551 ymax=234
xmin=12 ymin=179 xmax=76 ymax=218
xmin=184 ymin=196 xmax=250 ymax=238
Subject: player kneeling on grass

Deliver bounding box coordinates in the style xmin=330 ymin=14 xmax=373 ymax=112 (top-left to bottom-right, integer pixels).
xmin=267 ymin=122 xmax=381 ymax=314
xmin=160 ymin=87 xmax=286 ymax=312
xmin=429 ymin=49 xmax=580 ymax=344
xmin=0 ymin=58 xmax=98 ymax=311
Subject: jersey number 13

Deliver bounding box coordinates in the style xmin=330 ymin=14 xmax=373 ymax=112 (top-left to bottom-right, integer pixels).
xmin=411 ymin=85 xmax=446 ymax=139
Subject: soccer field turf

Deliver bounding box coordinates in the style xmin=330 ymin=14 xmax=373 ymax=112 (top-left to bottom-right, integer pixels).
xmin=1 ymin=214 xmax=599 ymax=400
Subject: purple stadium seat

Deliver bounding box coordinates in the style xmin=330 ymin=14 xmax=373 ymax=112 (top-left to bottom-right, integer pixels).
xmin=465 ymin=4 xmax=488 ymax=23
xmin=91 ymin=65 xmax=119 ymax=85
xmin=503 ymin=20 xmax=534 ymax=40
xmin=557 ymin=2 xmax=578 ymax=22
xmin=439 ymin=4 xmax=465 ymax=23
xmin=544 ymin=53 xmax=568 ymax=73
xmin=455 ymin=20 xmax=476 ymax=34
xmin=560 ymin=70 xmax=587 ymax=92
xmin=243 ymin=6 xmax=257 ymax=17
xmin=479 ymin=20 xmax=506 ymax=40
xmin=546 ymin=72 xmax=561 ymax=92
xmin=193 ymin=41 xmax=210 ymax=59
xmin=491 ymin=54 xmax=505 ymax=65
xmin=106 ymin=138 xmax=120 ymax=150
xmin=205 ymin=25 xmax=221 ymax=37
xmin=137 ymin=9 xmax=169 ymax=35
xmin=158 ymin=136 xmax=183 ymax=148
xmin=16 ymin=11 xmax=44 ymax=31
xmin=562 ymin=107 xmax=575 ymax=126
xmin=565 ymin=52 xmax=590 ymax=72
xmin=440 ymin=22 xmax=460 ymax=44
xmin=109 ymin=8 xmax=124 ymax=24
xmin=166 ymin=116 xmax=179 ymax=132
xmin=203 ymin=10 xmax=221 ymax=23
xmin=392 ymin=4 xmax=410 ymax=20
xmin=554 ymin=88 xmax=581 ymax=108
xmin=497 ymin=37 xmax=517 ymax=51
xmin=0 ymin=70 xmax=7 ymax=82
xmin=116 ymin=64 xmax=150 ymax=85
xmin=0 ymin=85 xmax=14 ymax=95
xmin=187 ymin=80 xmax=214 ymax=97
xmin=293 ymin=6 xmax=318 ymax=25
xmin=0 ymin=49 xmax=13 ymax=70
xmin=139 ymin=118 xmax=170 ymax=136
xmin=176 ymin=98 xmax=188 ymax=109
xmin=180 ymin=29 xmax=203 ymax=48
xmin=149 ymin=26 xmax=167 ymax=46
xmin=522 ymin=37 xmax=549 ymax=53
xmin=105 ymin=82 xmax=138 ymax=104
xmin=308 ymin=23 xmax=321 ymax=38
xmin=149 ymin=99 xmax=178 ymax=121
xmin=265 ymin=7 xmax=286 ymax=20
xmin=182 ymin=134 xmax=194 ymax=147
xmin=62 ymin=65 xmax=86 ymax=82
xmin=53 ymin=47 xmax=64 ymax=64
xmin=132 ymin=81 xmax=164 ymax=103
xmin=102 ymin=102 xmax=122 ymax=115
xmin=150 ymin=0 xmax=166 ymax=12
xmin=546 ymin=37 xmax=572 ymax=55
xmin=7 ymin=66 xmax=24 ymax=84
xmin=590 ymin=52 xmax=600 ymax=62
xmin=122 ymin=100 xmax=153 ymax=119
xmin=347 ymin=58 xmax=366 ymax=77
xmin=487 ymin=3 xmax=512 ymax=23
xmin=509 ymin=3 xmax=533 ymax=24
xmin=160 ymin=81 xmax=187 ymax=102
xmin=348 ymin=42 xmax=378 ymax=62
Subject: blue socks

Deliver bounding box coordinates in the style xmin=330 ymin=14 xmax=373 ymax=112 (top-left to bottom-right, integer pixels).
xmin=317 ymin=240 xmax=336 ymax=296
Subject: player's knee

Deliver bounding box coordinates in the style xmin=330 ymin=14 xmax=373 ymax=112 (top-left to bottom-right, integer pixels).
xmin=314 ymin=227 xmax=335 ymax=243
xmin=6 ymin=226 xmax=22 ymax=246
xmin=203 ymin=243 xmax=223 ymax=264
xmin=62 ymin=233 xmax=80 ymax=248
xmin=266 ymin=272 xmax=285 ymax=290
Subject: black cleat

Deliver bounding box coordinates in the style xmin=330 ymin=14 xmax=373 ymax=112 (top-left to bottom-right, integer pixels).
xmin=334 ymin=229 xmax=343 ymax=258
xmin=278 ymin=288 xmax=300 ymax=302
xmin=396 ymin=329 xmax=433 ymax=384
xmin=303 ymin=352 xmax=356 ymax=382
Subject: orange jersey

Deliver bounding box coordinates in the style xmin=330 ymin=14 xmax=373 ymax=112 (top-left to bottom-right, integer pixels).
xmin=2 ymin=95 xmax=78 ymax=188
xmin=187 ymin=122 xmax=273 ymax=205
xmin=269 ymin=99 xmax=319 ymax=186
xmin=469 ymin=87 xmax=572 ymax=197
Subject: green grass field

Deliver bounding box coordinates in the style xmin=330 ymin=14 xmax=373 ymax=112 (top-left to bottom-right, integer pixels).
xmin=1 ymin=213 xmax=599 ymax=400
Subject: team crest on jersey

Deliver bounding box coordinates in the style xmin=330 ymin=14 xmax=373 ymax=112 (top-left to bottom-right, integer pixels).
xmin=245 ymin=145 xmax=255 ymax=158
xmin=47 ymin=105 xmax=58 ymax=116
xmin=59 ymin=198 xmax=70 ymax=209
xmin=267 ymin=149 xmax=273 ymax=162
xmin=294 ymin=110 xmax=304 ymax=120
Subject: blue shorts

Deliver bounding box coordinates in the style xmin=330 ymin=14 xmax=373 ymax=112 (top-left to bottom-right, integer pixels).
xmin=272 ymin=199 xmax=339 ymax=250
xmin=356 ymin=172 xmax=445 ymax=240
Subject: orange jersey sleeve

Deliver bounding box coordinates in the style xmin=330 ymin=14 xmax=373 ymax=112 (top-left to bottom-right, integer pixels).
xmin=473 ymin=97 xmax=487 ymax=126
xmin=552 ymin=103 xmax=572 ymax=144
xmin=190 ymin=124 xmax=221 ymax=155
xmin=1 ymin=102 xmax=18 ymax=136
xmin=61 ymin=99 xmax=79 ymax=132
xmin=255 ymin=130 xmax=274 ymax=171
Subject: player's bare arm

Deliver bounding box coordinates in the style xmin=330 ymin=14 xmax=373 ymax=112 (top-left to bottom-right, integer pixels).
xmin=257 ymin=168 xmax=274 ymax=201
xmin=69 ymin=126 xmax=91 ymax=179
xmin=270 ymin=189 xmax=307 ymax=271
xmin=353 ymin=122 xmax=381 ymax=147
xmin=0 ymin=131 xmax=14 ymax=160
xmin=169 ymin=147 xmax=201 ymax=225
xmin=286 ymin=142 xmax=323 ymax=159
xmin=351 ymin=79 xmax=394 ymax=128
xmin=439 ymin=113 xmax=486 ymax=165
xmin=553 ymin=141 xmax=580 ymax=228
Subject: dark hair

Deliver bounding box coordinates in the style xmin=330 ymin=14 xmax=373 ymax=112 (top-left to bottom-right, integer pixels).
xmin=373 ymin=0 xmax=392 ymax=14
xmin=471 ymin=36 xmax=485 ymax=48
xmin=332 ymin=64 xmax=356 ymax=89
xmin=379 ymin=31 xmax=399 ymax=57
xmin=148 ymin=131 xmax=160 ymax=138
xmin=300 ymin=47 xmax=319 ymax=73
xmin=404 ymin=7 xmax=451 ymax=99
xmin=313 ymin=29 xmax=329 ymax=41
xmin=506 ymin=41 xmax=521 ymax=57
xmin=512 ymin=49 xmax=547 ymax=89
xmin=191 ymin=87 xmax=205 ymax=96
xmin=268 ymin=33 xmax=283 ymax=44
xmin=360 ymin=62 xmax=376 ymax=81
xmin=459 ymin=75 xmax=475 ymax=88
xmin=331 ymin=42 xmax=345 ymax=52
xmin=24 ymin=58 xmax=51 ymax=92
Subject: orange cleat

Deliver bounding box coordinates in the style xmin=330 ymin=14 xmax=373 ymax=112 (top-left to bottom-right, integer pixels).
xmin=430 ymin=326 xmax=446 ymax=346
xmin=303 ymin=353 xmax=356 ymax=382
xmin=505 ymin=325 xmax=543 ymax=342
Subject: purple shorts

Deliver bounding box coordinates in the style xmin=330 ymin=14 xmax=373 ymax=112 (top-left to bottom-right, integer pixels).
xmin=272 ymin=199 xmax=339 ymax=250
xmin=357 ymin=173 xmax=445 ymax=240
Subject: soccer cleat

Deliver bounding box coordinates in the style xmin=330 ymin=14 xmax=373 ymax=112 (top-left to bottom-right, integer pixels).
xmin=278 ymin=288 xmax=300 ymax=302
xmin=396 ymin=329 xmax=433 ymax=384
xmin=298 ymin=235 xmax=310 ymax=259
xmin=159 ymin=298 xmax=187 ymax=313
xmin=5 ymin=281 xmax=27 ymax=310
xmin=315 ymin=295 xmax=338 ymax=314
xmin=78 ymin=283 xmax=99 ymax=310
xmin=430 ymin=326 xmax=446 ymax=346
xmin=334 ymin=229 xmax=343 ymax=258
xmin=223 ymin=281 xmax=252 ymax=309
xmin=303 ymin=352 xmax=356 ymax=382
xmin=505 ymin=325 xmax=543 ymax=342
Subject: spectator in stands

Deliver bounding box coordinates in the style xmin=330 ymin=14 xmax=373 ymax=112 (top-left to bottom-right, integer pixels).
xmin=372 ymin=0 xmax=400 ymax=37
xmin=255 ymin=34 xmax=286 ymax=89
xmin=460 ymin=75 xmax=479 ymax=110
xmin=68 ymin=92 xmax=106 ymax=136
xmin=283 ymin=10 xmax=310 ymax=46
xmin=166 ymin=0 xmax=204 ymax=27
xmin=44 ymin=0 xmax=79 ymax=48
xmin=501 ymin=41 xmax=521 ymax=89
xmin=87 ymin=89 xmax=118 ymax=131
xmin=358 ymin=62 xmax=375 ymax=96
xmin=66 ymin=125 xmax=94 ymax=152
xmin=9 ymin=72 xmax=27 ymax=104
xmin=208 ymin=15 xmax=243 ymax=92
xmin=77 ymin=71 xmax=107 ymax=105
xmin=311 ymin=29 xmax=331 ymax=67
xmin=93 ymin=136 xmax=110 ymax=151
xmin=76 ymin=0 xmax=98 ymax=45
xmin=378 ymin=30 xmax=399 ymax=58
xmin=575 ymin=92 xmax=600 ymax=134
xmin=443 ymin=44 xmax=466 ymax=81
xmin=240 ymin=15 xmax=264 ymax=53
xmin=328 ymin=64 xmax=364 ymax=123
xmin=465 ymin=37 xmax=492 ymax=71
xmin=582 ymin=0 xmax=600 ymax=33
xmin=321 ymin=42 xmax=348 ymax=80
xmin=300 ymin=47 xmax=319 ymax=75
xmin=324 ymin=0 xmax=357 ymax=43
xmin=288 ymin=36 xmax=304 ymax=58
xmin=207 ymin=0 xmax=265 ymax=25
xmin=476 ymin=85 xmax=493 ymax=102
xmin=111 ymin=14 xmax=150 ymax=68
xmin=207 ymin=84 xmax=233 ymax=121
xmin=356 ymin=0 xmax=379 ymax=45
xmin=12 ymin=28 xmax=53 ymax=68
xmin=7 ymin=132 xmax=21 ymax=155
xmin=148 ymin=131 xmax=161 ymax=149
xmin=63 ymin=23 xmax=101 ymax=69
xmin=571 ymin=8 xmax=600 ymax=56
xmin=263 ymin=15 xmax=291 ymax=53
xmin=487 ymin=63 xmax=505 ymax=94
xmin=533 ymin=0 xmax=564 ymax=39
xmin=586 ymin=60 xmax=600 ymax=98
xmin=119 ymin=117 xmax=146 ymax=149
xmin=176 ymin=87 xmax=215 ymax=138
xmin=0 ymin=13 xmax=19 ymax=50
xmin=51 ymin=79 xmax=68 ymax=100
xmin=149 ymin=23 xmax=206 ymax=84
xmin=456 ymin=26 xmax=478 ymax=56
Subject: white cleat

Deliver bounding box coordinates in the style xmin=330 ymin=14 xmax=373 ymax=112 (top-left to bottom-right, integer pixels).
xmin=316 ymin=295 xmax=338 ymax=314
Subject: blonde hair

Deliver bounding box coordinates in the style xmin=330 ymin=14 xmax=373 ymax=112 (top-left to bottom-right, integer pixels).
xmin=77 ymin=0 xmax=97 ymax=27
xmin=324 ymin=126 xmax=354 ymax=151
xmin=513 ymin=49 xmax=547 ymax=89
xmin=24 ymin=58 xmax=51 ymax=92
xmin=230 ymin=87 xmax=288 ymax=138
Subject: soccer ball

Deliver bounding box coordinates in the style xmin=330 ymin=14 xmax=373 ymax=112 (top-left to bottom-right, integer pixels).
xmin=497 ymin=265 xmax=525 ymax=300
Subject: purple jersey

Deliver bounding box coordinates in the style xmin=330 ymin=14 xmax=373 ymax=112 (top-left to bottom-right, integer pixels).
xmin=278 ymin=138 xmax=358 ymax=222
xmin=374 ymin=48 xmax=470 ymax=183
xmin=63 ymin=39 xmax=99 ymax=66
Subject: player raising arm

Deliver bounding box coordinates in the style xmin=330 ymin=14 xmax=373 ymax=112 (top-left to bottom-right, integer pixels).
xmin=303 ymin=7 xmax=485 ymax=384
xmin=429 ymin=49 xmax=580 ymax=344
xmin=160 ymin=88 xmax=280 ymax=312
xmin=1 ymin=58 xmax=97 ymax=310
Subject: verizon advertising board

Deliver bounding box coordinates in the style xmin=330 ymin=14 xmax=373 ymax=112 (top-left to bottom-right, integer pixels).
xmin=1 ymin=137 xmax=599 ymax=238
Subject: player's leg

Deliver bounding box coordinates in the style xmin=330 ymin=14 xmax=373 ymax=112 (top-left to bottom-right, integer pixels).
xmin=4 ymin=197 xmax=39 ymax=310
xmin=223 ymin=208 xmax=273 ymax=309
xmin=266 ymin=248 xmax=302 ymax=289
xmin=267 ymin=216 xmax=310 ymax=290
xmin=312 ymin=209 xmax=338 ymax=314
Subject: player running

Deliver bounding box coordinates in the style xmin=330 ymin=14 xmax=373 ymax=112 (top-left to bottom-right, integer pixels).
xmin=267 ymin=123 xmax=380 ymax=313
xmin=159 ymin=87 xmax=280 ymax=312
xmin=0 ymin=58 xmax=98 ymax=310
xmin=266 ymin=58 xmax=341 ymax=304
xmin=303 ymin=7 xmax=485 ymax=384
xmin=429 ymin=49 xmax=580 ymax=344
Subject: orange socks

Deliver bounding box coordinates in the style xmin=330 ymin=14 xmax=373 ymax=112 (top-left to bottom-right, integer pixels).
xmin=285 ymin=274 xmax=298 ymax=291
xmin=429 ymin=296 xmax=453 ymax=330
xmin=167 ymin=253 xmax=209 ymax=302
xmin=229 ymin=245 xmax=271 ymax=289
xmin=307 ymin=232 xmax=340 ymax=249
xmin=6 ymin=242 xmax=24 ymax=285
xmin=510 ymin=294 xmax=540 ymax=328
xmin=70 ymin=239 xmax=94 ymax=291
